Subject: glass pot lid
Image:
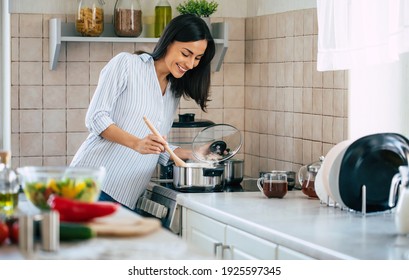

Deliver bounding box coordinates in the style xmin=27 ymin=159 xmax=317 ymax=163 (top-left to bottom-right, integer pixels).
xmin=192 ymin=124 xmax=242 ymax=164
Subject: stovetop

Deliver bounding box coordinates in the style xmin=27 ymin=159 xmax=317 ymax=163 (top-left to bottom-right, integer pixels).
xmin=148 ymin=177 xmax=259 ymax=200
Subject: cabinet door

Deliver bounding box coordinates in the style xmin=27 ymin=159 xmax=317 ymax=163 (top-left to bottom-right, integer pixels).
xmin=184 ymin=209 xmax=225 ymax=257
xmin=225 ymin=226 xmax=277 ymax=260
xmin=277 ymin=245 xmax=315 ymax=260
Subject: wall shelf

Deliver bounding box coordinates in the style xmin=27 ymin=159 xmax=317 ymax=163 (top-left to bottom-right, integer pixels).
xmin=49 ymin=18 xmax=228 ymax=72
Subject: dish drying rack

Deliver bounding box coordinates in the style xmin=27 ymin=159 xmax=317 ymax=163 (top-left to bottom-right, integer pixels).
xmin=319 ymin=185 xmax=394 ymax=216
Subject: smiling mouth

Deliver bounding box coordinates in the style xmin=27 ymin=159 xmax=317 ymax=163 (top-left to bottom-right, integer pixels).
xmin=177 ymin=64 xmax=188 ymax=73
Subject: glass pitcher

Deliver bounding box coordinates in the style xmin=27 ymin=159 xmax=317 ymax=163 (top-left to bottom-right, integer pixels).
xmin=298 ymin=156 xmax=324 ymax=199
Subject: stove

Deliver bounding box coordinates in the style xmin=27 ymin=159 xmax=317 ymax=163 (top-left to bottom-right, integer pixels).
xmin=135 ymin=178 xmax=259 ymax=235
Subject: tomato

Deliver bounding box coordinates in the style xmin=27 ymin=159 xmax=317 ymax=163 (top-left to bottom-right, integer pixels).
xmin=0 ymin=221 xmax=9 ymax=245
xmin=6 ymin=217 xmax=18 ymax=244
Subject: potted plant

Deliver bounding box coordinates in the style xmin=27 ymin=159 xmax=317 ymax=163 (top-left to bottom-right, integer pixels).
xmin=176 ymin=0 xmax=218 ymax=29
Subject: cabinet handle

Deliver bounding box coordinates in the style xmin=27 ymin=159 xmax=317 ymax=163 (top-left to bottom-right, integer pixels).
xmin=221 ymin=245 xmax=231 ymax=259
xmin=213 ymin=242 xmax=223 ymax=257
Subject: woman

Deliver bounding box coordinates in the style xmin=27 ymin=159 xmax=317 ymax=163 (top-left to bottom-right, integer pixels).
xmin=70 ymin=14 xmax=216 ymax=210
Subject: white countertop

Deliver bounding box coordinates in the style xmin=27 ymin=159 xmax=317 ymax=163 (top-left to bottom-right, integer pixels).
xmin=0 ymin=196 xmax=212 ymax=260
xmin=176 ymin=190 xmax=409 ymax=260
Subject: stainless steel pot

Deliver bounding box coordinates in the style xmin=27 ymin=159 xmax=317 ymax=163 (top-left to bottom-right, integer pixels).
xmin=223 ymin=159 xmax=244 ymax=184
xmin=173 ymin=162 xmax=224 ymax=191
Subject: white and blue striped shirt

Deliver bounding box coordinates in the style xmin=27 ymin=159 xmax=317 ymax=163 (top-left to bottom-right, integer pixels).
xmin=70 ymin=52 xmax=180 ymax=209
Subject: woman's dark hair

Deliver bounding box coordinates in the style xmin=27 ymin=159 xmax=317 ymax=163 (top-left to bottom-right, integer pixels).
xmin=151 ymin=14 xmax=216 ymax=111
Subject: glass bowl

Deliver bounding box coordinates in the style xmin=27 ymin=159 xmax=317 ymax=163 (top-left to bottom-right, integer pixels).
xmin=17 ymin=166 xmax=106 ymax=210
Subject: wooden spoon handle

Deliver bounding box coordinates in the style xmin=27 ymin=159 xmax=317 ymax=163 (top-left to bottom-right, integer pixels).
xmin=143 ymin=116 xmax=187 ymax=167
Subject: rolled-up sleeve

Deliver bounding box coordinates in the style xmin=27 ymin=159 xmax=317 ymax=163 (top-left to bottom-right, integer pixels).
xmin=86 ymin=53 xmax=129 ymax=136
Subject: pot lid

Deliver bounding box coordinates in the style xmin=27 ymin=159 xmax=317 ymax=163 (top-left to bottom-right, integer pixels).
xmin=172 ymin=113 xmax=214 ymax=128
xmin=192 ymin=124 xmax=242 ymax=164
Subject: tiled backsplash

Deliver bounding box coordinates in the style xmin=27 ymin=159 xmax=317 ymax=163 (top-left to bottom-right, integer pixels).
xmin=10 ymin=9 xmax=347 ymax=178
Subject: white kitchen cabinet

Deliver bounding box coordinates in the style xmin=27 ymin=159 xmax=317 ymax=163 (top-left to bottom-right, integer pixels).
xmin=48 ymin=18 xmax=228 ymax=71
xmin=182 ymin=208 xmax=277 ymax=260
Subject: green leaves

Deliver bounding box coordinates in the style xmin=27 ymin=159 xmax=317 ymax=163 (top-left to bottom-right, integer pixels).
xmin=176 ymin=0 xmax=218 ymax=17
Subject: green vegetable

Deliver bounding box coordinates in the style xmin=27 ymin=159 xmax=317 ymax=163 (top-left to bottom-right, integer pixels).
xmin=59 ymin=222 xmax=96 ymax=241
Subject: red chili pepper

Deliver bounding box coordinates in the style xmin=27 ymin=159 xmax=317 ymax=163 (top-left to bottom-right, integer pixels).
xmin=47 ymin=195 xmax=120 ymax=222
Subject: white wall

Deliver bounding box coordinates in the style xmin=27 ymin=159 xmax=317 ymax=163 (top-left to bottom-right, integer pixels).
xmin=349 ymin=54 xmax=409 ymax=139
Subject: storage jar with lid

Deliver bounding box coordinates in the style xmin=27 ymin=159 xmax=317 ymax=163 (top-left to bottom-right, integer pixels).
xmin=114 ymin=0 xmax=143 ymax=37
xmin=154 ymin=0 xmax=172 ymax=38
xmin=76 ymin=0 xmax=105 ymax=37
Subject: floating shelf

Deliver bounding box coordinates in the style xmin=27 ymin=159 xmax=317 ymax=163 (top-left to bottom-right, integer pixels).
xmin=49 ymin=18 xmax=228 ymax=72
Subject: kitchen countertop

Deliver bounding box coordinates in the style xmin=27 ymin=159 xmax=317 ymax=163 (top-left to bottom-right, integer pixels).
xmin=0 ymin=196 xmax=212 ymax=260
xmin=176 ymin=190 xmax=409 ymax=260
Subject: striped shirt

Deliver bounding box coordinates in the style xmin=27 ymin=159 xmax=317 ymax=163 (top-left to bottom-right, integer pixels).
xmin=70 ymin=52 xmax=180 ymax=209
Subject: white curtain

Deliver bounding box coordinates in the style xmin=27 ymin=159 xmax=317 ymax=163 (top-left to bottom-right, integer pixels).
xmin=317 ymin=0 xmax=409 ymax=71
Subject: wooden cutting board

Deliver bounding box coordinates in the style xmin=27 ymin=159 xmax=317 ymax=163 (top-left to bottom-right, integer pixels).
xmin=86 ymin=208 xmax=162 ymax=237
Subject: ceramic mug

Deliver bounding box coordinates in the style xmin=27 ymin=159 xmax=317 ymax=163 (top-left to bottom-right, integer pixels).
xmin=257 ymin=171 xmax=288 ymax=198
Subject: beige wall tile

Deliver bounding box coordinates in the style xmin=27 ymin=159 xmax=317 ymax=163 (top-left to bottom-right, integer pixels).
xmin=207 ymin=86 xmax=224 ymax=109
xmin=294 ymin=10 xmax=304 ymax=36
xmin=285 ymin=37 xmax=294 ymax=62
xmin=303 ymin=35 xmax=313 ymax=61
xmin=268 ymin=14 xmax=277 ymax=39
xmin=312 ymin=88 xmax=323 ymax=115
xmin=11 ymin=38 xmax=19 ymax=61
xmin=11 ymin=110 xmax=19 ymax=133
xmin=267 ymin=39 xmax=277 ymax=63
xmin=43 ymin=133 xmax=66 ymax=156
xmin=11 ymin=62 xmax=18 ymax=86
xmin=113 ymin=43 xmax=135 ymax=55
xmin=293 ymin=113 xmax=303 ymax=138
xmin=44 ymin=109 xmax=66 ymax=132
xmin=44 ymin=156 xmax=67 ymax=166
xmin=224 ymin=40 xmax=245 ymax=63
xmin=302 ymin=114 xmax=313 ymax=140
xmin=285 ymin=12 xmax=295 ymax=37
xmin=224 ymin=86 xmax=244 ymax=108
xmin=311 ymin=115 xmax=323 ymax=141
xmin=11 ymin=133 xmax=20 ymax=158
xmin=323 ymin=71 xmax=334 ymax=89
xmin=90 ymin=42 xmax=113 ymax=61
xmin=20 ymin=14 xmax=43 ymax=38
xmin=20 ymin=157 xmax=43 ymax=166
xmin=67 ymin=42 xmax=90 ymax=62
xmin=11 ymin=14 xmax=19 ymax=37
xmin=302 ymin=140 xmax=312 ymax=165
xmin=90 ymin=62 xmax=106 ymax=85
xmin=276 ymin=38 xmax=285 ymax=63
xmin=11 ymin=86 xmax=19 ymax=109
xmin=284 ymin=112 xmax=294 ymax=137
xmin=43 ymin=86 xmax=66 ymax=109
xmin=43 ymin=62 xmax=66 ymax=85
xmin=67 ymin=62 xmax=89 ymax=85
xmin=67 ymin=109 xmax=87 ymax=132
xmin=67 ymin=86 xmax=90 ymax=108
xmin=20 ymin=133 xmax=42 ymax=156
xmin=223 ymin=108 xmax=244 ymax=131
xmin=20 ymin=38 xmax=43 ymax=61
xmin=227 ymin=18 xmax=245 ymax=41
xmin=302 ymin=88 xmax=313 ymax=114
xmin=20 ymin=62 xmax=42 ymax=85
xmin=20 ymin=110 xmax=42 ymax=132
xmin=303 ymin=9 xmax=314 ymax=35
xmin=224 ymin=63 xmax=244 ymax=86
xmin=322 ymin=116 xmax=333 ymax=143
xmin=245 ymin=18 xmax=253 ymax=41
xmin=259 ymin=16 xmax=269 ymax=39
xmin=67 ymin=132 xmax=88 ymax=156
xmin=322 ymin=89 xmax=334 ymax=116
xmin=20 ymin=86 xmax=42 ymax=109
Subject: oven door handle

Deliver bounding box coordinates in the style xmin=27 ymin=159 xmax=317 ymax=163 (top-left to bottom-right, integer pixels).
xmin=136 ymin=196 xmax=169 ymax=219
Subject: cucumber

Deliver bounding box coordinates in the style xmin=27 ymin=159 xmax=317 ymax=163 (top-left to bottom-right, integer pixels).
xmin=59 ymin=222 xmax=96 ymax=241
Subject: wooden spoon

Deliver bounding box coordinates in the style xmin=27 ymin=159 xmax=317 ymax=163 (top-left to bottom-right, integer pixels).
xmin=143 ymin=116 xmax=187 ymax=167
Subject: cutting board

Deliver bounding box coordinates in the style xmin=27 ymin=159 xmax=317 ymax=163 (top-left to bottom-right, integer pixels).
xmin=86 ymin=208 xmax=162 ymax=237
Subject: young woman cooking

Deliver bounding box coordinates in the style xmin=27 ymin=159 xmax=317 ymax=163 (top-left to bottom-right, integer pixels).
xmin=70 ymin=14 xmax=216 ymax=210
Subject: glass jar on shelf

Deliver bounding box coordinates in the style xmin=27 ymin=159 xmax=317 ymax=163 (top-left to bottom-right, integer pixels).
xmin=114 ymin=0 xmax=143 ymax=37
xmin=75 ymin=0 xmax=105 ymax=37
xmin=154 ymin=0 xmax=172 ymax=38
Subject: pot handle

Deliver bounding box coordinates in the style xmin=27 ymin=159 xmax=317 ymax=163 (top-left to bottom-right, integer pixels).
xmin=203 ymin=167 xmax=224 ymax=177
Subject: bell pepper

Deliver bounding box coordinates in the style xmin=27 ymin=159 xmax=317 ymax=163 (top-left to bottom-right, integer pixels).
xmin=47 ymin=195 xmax=120 ymax=222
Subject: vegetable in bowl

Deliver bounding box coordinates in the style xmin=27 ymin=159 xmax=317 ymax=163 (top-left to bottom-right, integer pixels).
xmin=17 ymin=166 xmax=105 ymax=210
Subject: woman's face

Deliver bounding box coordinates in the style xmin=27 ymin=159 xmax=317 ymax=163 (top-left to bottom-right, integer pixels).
xmin=164 ymin=40 xmax=208 ymax=78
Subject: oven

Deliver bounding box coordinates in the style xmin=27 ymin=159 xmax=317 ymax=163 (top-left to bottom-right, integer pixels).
xmin=135 ymin=178 xmax=259 ymax=235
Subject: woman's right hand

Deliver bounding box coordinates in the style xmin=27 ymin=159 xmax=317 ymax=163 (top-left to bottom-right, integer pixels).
xmin=134 ymin=134 xmax=167 ymax=155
